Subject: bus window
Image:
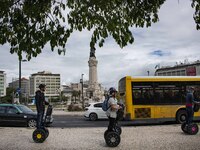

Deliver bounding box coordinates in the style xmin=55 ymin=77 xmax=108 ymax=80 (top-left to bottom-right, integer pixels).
xmin=186 ymin=82 xmax=200 ymax=101
xmin=132 ymin=82 xmax=154 ymax=105
xmin=154 ymin=82 xmax=185 ymax=105
xmin=194 ymin=86 xmax=200 ymax=101
xmin=132 ymin=81 xmax=187 ymax=105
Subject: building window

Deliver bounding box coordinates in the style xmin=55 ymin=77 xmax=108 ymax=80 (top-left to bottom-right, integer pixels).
xmin=180 ymin=70 xmax=186 ymax=76
xmin=167 ymin=72 xmax=171 ymax=76
xmin=177 ymin=71 xmax=180 ymax=76
xmin=172 ymin=71 xmax=176 ymax=76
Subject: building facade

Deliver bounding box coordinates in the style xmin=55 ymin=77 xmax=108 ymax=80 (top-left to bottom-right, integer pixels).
xmin=70 ymin=81 xmax=88 ymax=101
xmin=155 ymin=60 xmax=200 ymax=76
xmin=61 ymin=85 xmax=73 ymax=105
xmin=8 ymin=77 xmax=30 ymax=98
xmin=29 ymin=71 xmax=60 ymax=98
xmin=0 ymin=71 xmax=6 ymax=97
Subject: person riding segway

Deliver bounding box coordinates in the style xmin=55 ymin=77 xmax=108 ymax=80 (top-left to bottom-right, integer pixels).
xmin=32 ymin=84 xmax=52 ymax=143
xmin=181 ymin=86 xmax=200 ymax=135
xmin=103 ymin=87 xmax=124 ymax=147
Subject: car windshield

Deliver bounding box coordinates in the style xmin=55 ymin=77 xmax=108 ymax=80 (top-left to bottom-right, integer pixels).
xmin=17 ymin=105 xmax=33 ymax=113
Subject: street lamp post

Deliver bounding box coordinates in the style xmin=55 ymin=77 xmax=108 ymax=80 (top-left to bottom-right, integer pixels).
xmin=19 ymin=59 xmax=27 ymax=103
xmin=19 ymin=60 xmax=21 ymax=103
xmin=80 ymin=74 xmax=84 ymax=108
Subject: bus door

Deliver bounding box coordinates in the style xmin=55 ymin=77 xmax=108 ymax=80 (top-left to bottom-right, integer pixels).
xmin=153 ymin=82 xmax=185 ymax=119
xmin=132 ymin=82 xmax=154 ymax=120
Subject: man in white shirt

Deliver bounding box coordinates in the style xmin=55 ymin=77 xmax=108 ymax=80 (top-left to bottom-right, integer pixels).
xmin=106 ymin=87 xmax=121 ymax=132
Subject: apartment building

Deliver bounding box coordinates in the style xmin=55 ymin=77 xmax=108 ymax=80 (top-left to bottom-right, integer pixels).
xmin=155 ymin=60 xmax=200 ymax=76
xmin=8 ymin=77 xmax=30 ymax=97
xmin=29 ymin=71 xmax=60 ymax=98
xmin=0 ymin=71 xmax=6 ymax=97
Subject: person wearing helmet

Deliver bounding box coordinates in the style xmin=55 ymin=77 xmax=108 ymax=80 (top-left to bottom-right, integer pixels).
xmin=35 ymin=84 xmax=49 ymax=129
xmin=106 ymin=87 xmax=121 ymax=132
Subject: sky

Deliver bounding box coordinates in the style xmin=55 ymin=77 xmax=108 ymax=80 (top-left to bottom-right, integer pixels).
xmin=0 ymin=0 xmax=200 ymax=89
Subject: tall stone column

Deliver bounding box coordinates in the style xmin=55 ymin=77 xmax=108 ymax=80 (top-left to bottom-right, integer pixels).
xmin=87 ymin=48 xmax=104 ymax=101
xmin=88 ymin=57 xmax=98 ymax=90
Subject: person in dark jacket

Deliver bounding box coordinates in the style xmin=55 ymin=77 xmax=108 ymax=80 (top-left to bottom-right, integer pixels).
xmin=185 ymin=86 xmax=200 ymax=125
xmin=35 ymin=84 xmax=49 ymax=129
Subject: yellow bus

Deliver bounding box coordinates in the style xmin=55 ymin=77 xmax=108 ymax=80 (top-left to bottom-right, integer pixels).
xmin=118 ymin=76 xmax=200 ymax=124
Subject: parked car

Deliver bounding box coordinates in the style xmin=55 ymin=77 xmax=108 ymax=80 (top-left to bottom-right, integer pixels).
xmin=0 ymin=104 xmax=53 ymax=128
xmin=84 ymin=102 xmax=108 ymax=121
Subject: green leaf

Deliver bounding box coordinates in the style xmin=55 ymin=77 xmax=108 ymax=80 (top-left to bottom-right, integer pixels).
xmin=3 ymin=0 xmax=198 ymax=60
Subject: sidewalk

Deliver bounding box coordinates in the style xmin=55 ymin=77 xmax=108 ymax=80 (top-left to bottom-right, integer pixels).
xmin=1 ymin=125 xmax=200 ymax=150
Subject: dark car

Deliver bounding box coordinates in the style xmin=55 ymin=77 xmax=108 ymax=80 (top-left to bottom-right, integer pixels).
xmin=0 ymin=104 xmax=53 ymax=128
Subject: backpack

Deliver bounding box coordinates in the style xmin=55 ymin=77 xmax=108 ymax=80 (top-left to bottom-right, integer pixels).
xmin=102 ymin=96 xmax=110 ymax=111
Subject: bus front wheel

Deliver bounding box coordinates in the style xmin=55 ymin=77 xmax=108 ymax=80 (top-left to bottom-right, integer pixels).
xmin=176 ymin=109 xmax=187 ymax=124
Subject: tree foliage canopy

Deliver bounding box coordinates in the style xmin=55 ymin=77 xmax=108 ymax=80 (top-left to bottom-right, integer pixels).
xmin=0 ymin=0 xmax=199 ymax=60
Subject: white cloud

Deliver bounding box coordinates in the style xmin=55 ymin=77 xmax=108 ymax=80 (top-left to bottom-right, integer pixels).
xmin=0 ymin=0 xmax=200 ymax=89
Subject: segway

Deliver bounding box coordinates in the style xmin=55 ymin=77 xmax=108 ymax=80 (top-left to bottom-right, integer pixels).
xmin=181 ymin=104 xmax=199 ymax=135
xmin=181 ymin=122 xmax=188 ymax=134
xmin=104 ymin=125 xmax=122 ymax=139
xmin=181 ymin=122 xmax=199 ymax=135
xmin=105 ymin=131 xmax=121 ymax=147
xmin=104 ymin=104 xmax=124 ymax=147
xmin=32 ymin=105 xmax=53 ymax=143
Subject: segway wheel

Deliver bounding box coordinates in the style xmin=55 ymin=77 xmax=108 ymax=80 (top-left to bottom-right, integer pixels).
xmin=32 ymin=129 xmax=46 ymax=143
xmin=187 ymin=124 xmax=199 ymax=135
xmin=44 ymin=128 xmax=49 ymax=139
xmin=105 ymin=132 xmax=121 ymax=147
xmin=115 ymin=126 xmax=122 ymax=135
xmin=181 ymin=122 xmax=188 ymax=133
xmin=104 ymin=130 xmax=109 ymax=140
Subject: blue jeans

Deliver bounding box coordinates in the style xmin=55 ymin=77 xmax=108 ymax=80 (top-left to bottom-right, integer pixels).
xmin=186 ymin=107 xmax=194 ymax=125
xmin=37 ymin=111 xmax=44 ymax=129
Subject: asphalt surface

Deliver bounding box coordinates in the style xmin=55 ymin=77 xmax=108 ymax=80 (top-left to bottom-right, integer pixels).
xmin=51 ymin=112 xmax=177 ymax=128
xmin=52 ymin=114 xmax=111 ymax=128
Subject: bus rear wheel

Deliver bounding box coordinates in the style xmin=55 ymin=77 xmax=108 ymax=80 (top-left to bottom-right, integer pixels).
xmin=176 ymin=109 xmax=187 ymax=124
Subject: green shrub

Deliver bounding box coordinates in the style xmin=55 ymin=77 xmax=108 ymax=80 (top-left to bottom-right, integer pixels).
xmin=68 ymin=104 xmax=83 ymax=111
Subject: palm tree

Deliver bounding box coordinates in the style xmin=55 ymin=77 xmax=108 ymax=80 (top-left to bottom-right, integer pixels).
xmin=72 ymin=90 xmax=79 ymax=104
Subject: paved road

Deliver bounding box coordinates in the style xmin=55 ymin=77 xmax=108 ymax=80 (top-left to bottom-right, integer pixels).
xmin=51 ymin=114 xmax=157 ymax=128
xmin=51 ymin=113 xmax=176 ymax=128
xmin=52 ymin=114 xmax=109 ymax=128
xmin=0 ymin=111 xmax=177 ymax=128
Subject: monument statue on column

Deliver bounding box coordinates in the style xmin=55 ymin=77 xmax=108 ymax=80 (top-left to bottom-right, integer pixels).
xmin=87 ymin=48 xmax=103 ymax=101
xmin=90 ymin=47 xmax=96 ymax=58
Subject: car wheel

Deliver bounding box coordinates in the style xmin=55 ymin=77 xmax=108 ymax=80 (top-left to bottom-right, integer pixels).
xmin=89 ymin=113 xmax=98 ymax=121
xmin=28 ymin=119 xmax=37 ymax=128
